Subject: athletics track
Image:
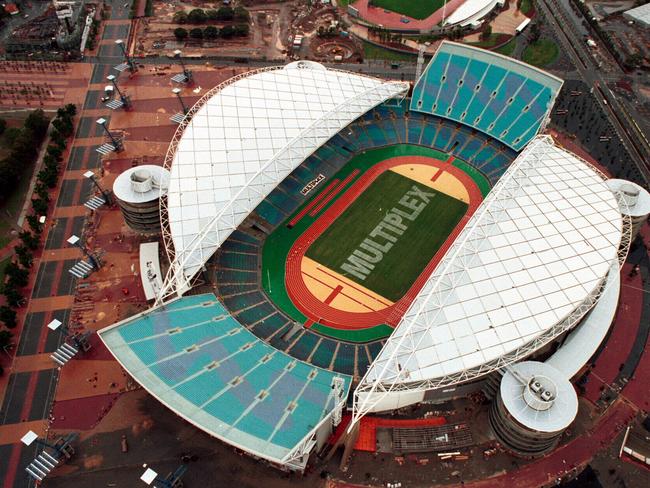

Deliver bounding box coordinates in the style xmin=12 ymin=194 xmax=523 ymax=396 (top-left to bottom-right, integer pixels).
xmin=285 ymin=155 xmax=483 ymax=331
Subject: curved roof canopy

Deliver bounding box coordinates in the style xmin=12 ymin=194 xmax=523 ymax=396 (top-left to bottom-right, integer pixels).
xmin=354 ymin=136 xmax=622 ymax=415
xmin=162 ymin=62 xmax=408 ymax=299
xmin=410 ymin=41 xmax=562 ymax=151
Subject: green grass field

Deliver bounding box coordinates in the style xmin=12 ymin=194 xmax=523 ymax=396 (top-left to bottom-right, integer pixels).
xmin=306 ymin=170 xmax=467 ymax=302
xmin=370 ymin=0 xmax=444 ymax=20
xmin=362 ymin=41 xmax=418 ymax=62
xmin=522 ymin=39 xmax=559 ymax=67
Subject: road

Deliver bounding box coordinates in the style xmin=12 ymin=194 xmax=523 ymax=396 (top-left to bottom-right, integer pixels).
xmin=537 ymin=0 xmax=650 ymax=186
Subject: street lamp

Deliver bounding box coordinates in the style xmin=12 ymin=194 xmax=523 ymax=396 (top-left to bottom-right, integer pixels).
xmin=172 ymin=87 xmax=188 ymax=114
xmin=96 ymin=117 xmax=123 ymax=152
xmin=173 ymin=49 xmax=193 ymax=84
xmin=67 ymin=235 xmax=100 ymax=270
xmin=115 ymin=39 xmax=136 ymax=73
xmin=106 ymin=74 xmax=131 ymax=109
xmin=84 ymin=170 xmax=113 ymax=206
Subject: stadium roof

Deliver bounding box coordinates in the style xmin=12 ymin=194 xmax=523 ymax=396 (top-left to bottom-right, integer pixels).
xmin=624 ymin=3 xmax=650 ymax=28
xmin=444 ymin=0 xmax=503 ymax=27
xmin=354 ymin=136 xmax=623 ymax=415
xmin=160 ymin=62 xmax=408 ymax=299
xmin=99 ymin=293 xmax=351 ymax=469
xmin=410 ymin=41 xmax=562 ymax=151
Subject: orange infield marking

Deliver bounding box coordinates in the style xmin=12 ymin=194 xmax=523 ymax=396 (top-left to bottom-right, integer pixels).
xmin=285 ymin=155 xmax=484 ymax=331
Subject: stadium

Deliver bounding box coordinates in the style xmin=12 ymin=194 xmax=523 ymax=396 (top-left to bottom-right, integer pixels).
xmin=98 ymin=42 xmax=646 ymax=472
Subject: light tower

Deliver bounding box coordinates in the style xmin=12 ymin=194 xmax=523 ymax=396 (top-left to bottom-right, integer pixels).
xmin=114 ymin=39 xmax=137 ymax=74
xmin=171 ymin=49 xmax=193 ymax=84
xmin=105 ymin=74 xmax=132 ymax=110
xmin=95 ymin=117 xmax=124 ymax=154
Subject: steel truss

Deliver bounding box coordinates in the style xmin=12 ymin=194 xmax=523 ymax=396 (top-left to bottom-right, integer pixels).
xmin=157 ymin=67 xmax=408 ymax=305
xmin=351 ymin=135 xmax=633 ymax=427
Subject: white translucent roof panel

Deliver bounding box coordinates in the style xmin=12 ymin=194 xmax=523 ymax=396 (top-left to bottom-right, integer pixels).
xmin=359 ymin=136 xmax=622 ymax=392
xmin=165 ymin=62 xmax=408 ymax=290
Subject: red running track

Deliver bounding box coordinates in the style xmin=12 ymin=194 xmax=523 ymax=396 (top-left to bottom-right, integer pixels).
xmin=285 ymin=156 xmax=482 ymax=330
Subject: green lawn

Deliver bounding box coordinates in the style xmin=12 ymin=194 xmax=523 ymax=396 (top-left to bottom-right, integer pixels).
xmin=370 ymin=0 xmax=445 ymax=20
xmin=522 ymin=38 xmax=559 ymax=67
xmin=306 ymin=171 xmax=467 ymax=302
xmin=363 ymin=41 xmax=417 ymax=61
xmin=495 ymin=37 xmax=517 ymax=57
xmin=520 ymin=0 xmax=533 ymax=15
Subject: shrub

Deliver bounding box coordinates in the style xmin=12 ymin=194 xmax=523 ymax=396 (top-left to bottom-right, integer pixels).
xmin=234 ymin=23 xmax=249 ymax=37
xmin=216 ymin=6 xmax=234 ymax=21
xmin=173 ymin=11 xmax=188 ymax=24
xmin=204 ymin=26 xmax=219 ymax=39
xmin=188 ymin=8 xmax=206 ymax=24
xmin=190 ymin=28 xmax=204 ymax=39
xmin=206 ymin=9 xmax=218 ymax=20
xmin=0 ymin=306 xmax=17 ymax=328
xmin=233 ymin=6 xmax=249 ymax=22
xmin=174 ymin=27 xmax=188 ymax=40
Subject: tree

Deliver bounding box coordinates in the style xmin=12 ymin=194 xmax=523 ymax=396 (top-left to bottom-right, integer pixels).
xmin=206 ymin=9 xmax=218 ymax=20
xmin=220 ymin=25 xmax=235 ymax=38
xmin=233 ymin=6 xmax=250 ymax=22
xmin=3 ymin=284 xmax=24 ymax=308
xmin=188 ymin=8 xmax=207 ymax=24
xmin=190 ymin=27 xmax=204 ymax=39
xmin=174 ymin=27 xmax=188 ymax=40
xmin=529 ymin=22 xmax=541 ymax=43
xmin=234 ymin=24 xmax=250 ymax=37
xmin=64 ymin=103 xmax=77 ymax=116
xmin=216 ymin=6 xmax=234 ymax=21
xmin=480 ymin=25 xmax=492 ymax=42
xmin=0 ymin=329 xmax=13 ymax=351
xmin=0 ymin=306 xmax=17 ymax=328
xmin=52 ymin=117 xmax=73 ymax=138
xmin=204 ymin=26 xmax=219 ymax=39
xmin=5 ymin=262 xmax=28 ymax=288
xmin=49 ymin=130 xmax=67 ymax=150
xmin=46 ymin=144 xmax=63 ymax=161
xmin=15 ymin=245 xmax=32 ymax=269
xmin=24 ymin=109 xmax=49 ymax=139
xmin=0 ymin=118 xmax=6 ymax=136
xmin=173 ymin=11 xmax=188 ymax=24
xmin=0 ymin=305 xmax=17 ymax=329
xmin=19 ymin=230 xmax=39 ymax=250
xmin=26 ymin=214 xmax=42 ymax=235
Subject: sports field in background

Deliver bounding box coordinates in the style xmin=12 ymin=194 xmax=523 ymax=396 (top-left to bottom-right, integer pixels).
xmin=369 ymin=0 xmax=445 ymax=20
xmin=306 ymin=171 xmax=467 ymax=302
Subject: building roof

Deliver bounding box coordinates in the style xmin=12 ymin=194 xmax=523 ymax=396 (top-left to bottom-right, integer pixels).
xmin=444 ymin=0 xmax=502 ymax=27
xmin=606 ymin=178 xmax=650 ymax=218
xmin=355 ymin=136 xmax=622 ymax=405
xmin=410 ymin=41 xmax=563 ymax=151
xmin=162 ymin=62 xmax=408 ymax=297
xmin=112 ymin=165 xmax=169 ymax=204
xmin=500 ymin=361 xmax=578 ymax=432
xmin=624 ymin=3 xmax=650 ymax=26
xmin=546 ymin=262 xmax=620 ymax=378
xmin=99 ymin=293 xmax=351 ymax=468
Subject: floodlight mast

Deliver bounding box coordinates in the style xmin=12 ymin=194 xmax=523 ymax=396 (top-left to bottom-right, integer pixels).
xmin=84 ymin=170 xmax=113 ymax=206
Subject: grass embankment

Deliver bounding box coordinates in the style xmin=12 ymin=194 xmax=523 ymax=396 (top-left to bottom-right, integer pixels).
xmin=522 ymin=38 xmax=559 ymax=67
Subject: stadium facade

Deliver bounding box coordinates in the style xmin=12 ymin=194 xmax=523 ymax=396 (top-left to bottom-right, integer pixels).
xmin=99 ymin=42 xmax=645 ymax=471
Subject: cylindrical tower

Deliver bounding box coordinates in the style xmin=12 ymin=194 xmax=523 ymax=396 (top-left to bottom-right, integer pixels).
xmin=112 ymin=165 xmax=170 ymax=233
xmin=489 ymin=361 xmax=578 ymax=457
xmin=606 ymin=179 xmax=650 ymax=240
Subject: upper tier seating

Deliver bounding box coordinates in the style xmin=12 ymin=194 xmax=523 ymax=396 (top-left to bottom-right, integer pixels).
xmin=410 ymin=41 xmax=562 ymax=151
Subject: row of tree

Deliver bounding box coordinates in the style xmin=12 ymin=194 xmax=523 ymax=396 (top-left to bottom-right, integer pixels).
xmin=173 ymin=6 xmax=250 ymax=25
xmin=174 ymin=23 xmax=250 ymax=41
xmin=0 ymin=110 xmax=50 ymax=204
xmin=0 ymin=104 xmax=77 ymax=375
